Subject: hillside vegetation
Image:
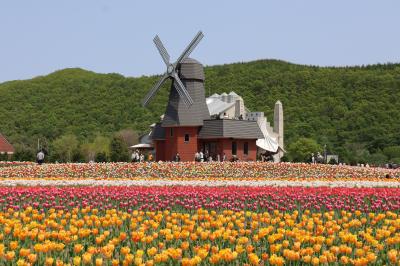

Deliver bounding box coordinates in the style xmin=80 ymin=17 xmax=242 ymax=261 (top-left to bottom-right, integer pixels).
xmin=0 ymin=60 xmax=400 ymax=163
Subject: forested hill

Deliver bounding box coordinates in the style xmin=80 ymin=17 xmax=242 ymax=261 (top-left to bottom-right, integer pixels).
xmin=0 ymin=60 xmax=400 ymax=163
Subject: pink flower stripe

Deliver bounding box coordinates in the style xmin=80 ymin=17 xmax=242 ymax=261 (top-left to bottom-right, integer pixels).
xmin=1 ymin=186 xmax=399 ymax=213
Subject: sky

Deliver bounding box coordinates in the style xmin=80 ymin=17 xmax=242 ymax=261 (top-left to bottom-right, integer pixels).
xmin=1 ymin=0 xmax=399 ymax=83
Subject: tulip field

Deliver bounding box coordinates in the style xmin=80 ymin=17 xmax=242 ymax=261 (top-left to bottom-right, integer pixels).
xmin=0 ymin=162 xmax=399 ymax=265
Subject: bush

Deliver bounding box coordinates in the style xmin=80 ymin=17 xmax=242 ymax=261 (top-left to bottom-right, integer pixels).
xmin=383 ymin=146 xmax=400 ymax=160
xmin=328 ymin=158 xmax=337 ymax=164
xmin=96 ymin=152 xmax=108 ymax=162
xmin=287 ymin=138 xmax=321 ymax=162
xmin=366 ymin=153 xmax=388 ymax=165
xmin=391 ymin=157 xmax=400 ymax=164
xmin=110 ymin=136 xmax=129 ymax=162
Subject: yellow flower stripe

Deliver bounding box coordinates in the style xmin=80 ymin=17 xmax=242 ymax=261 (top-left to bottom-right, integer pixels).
xmin=0 ymin=207 xmax=399 ymax=265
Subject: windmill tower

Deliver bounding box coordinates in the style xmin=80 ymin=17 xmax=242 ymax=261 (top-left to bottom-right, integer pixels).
xmin=142 ymin=31 xmax=210 ymax=161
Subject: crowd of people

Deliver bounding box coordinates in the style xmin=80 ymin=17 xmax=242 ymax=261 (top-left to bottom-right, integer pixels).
xmin=193 ymin=151 xmax=228 ymax=162
xmin=131 ymin=149 xmax=152 ymax=163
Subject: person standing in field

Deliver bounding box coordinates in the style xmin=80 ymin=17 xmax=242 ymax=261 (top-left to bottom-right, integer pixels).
xmin=37 ymin=150 xmax=45 ymax=165
xmin=173 ymin=153 xmax=181 ymax=162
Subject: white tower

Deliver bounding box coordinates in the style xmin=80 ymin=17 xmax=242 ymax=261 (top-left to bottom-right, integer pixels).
xmin=273 ymin=100 xmax=284 ymax=161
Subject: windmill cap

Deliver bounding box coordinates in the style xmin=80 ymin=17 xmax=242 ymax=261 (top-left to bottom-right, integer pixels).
xmin=179 ymin=57 xmax=204 ymax=81
xmin=181 ymin=58 xmax=202 ymax=65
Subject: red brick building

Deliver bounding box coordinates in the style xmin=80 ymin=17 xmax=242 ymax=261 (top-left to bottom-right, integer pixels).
xmin=152 ymin=119 xmax=262 ymax=162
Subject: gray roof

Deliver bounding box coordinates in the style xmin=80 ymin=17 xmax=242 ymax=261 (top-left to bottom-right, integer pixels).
xmin=206 ymin=97 xmax=235 ymax=116
xmin=139 ymin=132 xmax=153 ymax=144
xmin=198 ymin=119 xmax=264 ymax=139
xmin=150 ymin=123 xmax=166 ymax=140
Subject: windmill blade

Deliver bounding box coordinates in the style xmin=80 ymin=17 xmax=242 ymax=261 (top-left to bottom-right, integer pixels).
xmin=172 ymin=72 xmax=194 ymax=106
xmin=153 ymin=35 xmax=170 ymax=66
xmin=175 ymin=31 xmax=204 ymax=65
xmin=142 ymin=73 xmax=169 ymax=107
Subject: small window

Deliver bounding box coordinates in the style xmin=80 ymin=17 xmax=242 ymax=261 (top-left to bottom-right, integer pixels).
xmin=244 ymin=142 xmax=249 ymax=155
xmin=170 ymin=128 xmax=173 ymax=137
xmin=184 ymin=134 xmax=189 ymax=142
xmin=232 ymin=141 xmax=237 ymax=155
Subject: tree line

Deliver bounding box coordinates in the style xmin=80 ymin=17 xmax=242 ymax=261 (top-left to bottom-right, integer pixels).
xmin=4 ymin=129 xmax=138 ymax=163
xmin=0 ymin=60 xmax=399 ymax=164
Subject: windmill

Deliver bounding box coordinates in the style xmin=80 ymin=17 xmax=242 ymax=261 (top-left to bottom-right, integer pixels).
xmin=142 ymin=31 xmax=210 ymax=127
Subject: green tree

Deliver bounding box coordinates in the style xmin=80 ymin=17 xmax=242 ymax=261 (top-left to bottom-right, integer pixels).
xmin=366 ymin=153 xmax=387 ymax=165
xmin=13 ymin=147 xmax=34 ymax=162
xmin=81 ymin=135 xmax=111 ymax=162
xmin=52 ymin=134 xmax=79 ymax=162
xmin=110 ymin=135 xmax=129 ymax=162
xmin=287 ymin=138 xmax=321 ymax=162
xmin=93 ymin=135 xmax=111 ymax=157
xmin=383 ymin=146 xmax=400 ymax=160
xmin=95 ymin=152 xmax=108 ymax=162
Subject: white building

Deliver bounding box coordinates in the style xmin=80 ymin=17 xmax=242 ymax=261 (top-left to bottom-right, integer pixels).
xmin=206 ymin=92 xmax=284 ymax=161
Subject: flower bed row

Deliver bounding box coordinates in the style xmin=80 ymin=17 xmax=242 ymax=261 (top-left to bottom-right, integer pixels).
xmin=0 ymin=161 xmax=33 ymax=168
xmin=0 ymin=186 xmax=399 ymax=265
xmin=0 ymin=178 xmax=400 ymax=188
xmin=1 ymin=186 xmax=399 ymax=213
xmin=0 ymin=162 xmax=399 ymax=179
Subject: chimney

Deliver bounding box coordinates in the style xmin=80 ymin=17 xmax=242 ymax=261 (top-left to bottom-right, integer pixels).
xmin=273 ymin=100 xmax=284 ymax=154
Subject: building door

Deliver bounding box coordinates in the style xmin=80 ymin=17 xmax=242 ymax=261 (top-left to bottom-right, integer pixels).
xmin=203 ymin=141 xmax=217 ymax=159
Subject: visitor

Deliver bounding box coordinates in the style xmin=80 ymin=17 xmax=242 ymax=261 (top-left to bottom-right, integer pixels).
xmin=199 ymin=151 xmax=204 ymax=162
xmin=216 ymin=154 xmax=220 ymax=162
xmin=223 ymin=112 xmax=229 ymax=119
xmin=208 ymin=155 xmax=213 ymax=162
xmin=148 ymin=153 xmax=153 ymax=161
xmin=131 ymin=151 xmax=138 ymax=162
xmin=230 ymin=155 xmax=238 ymax=162
xmin=222 ymin=153 xmax=226 ymax=162
xmin=311 ymin=153 xmax=315 ymax=164
xmin=36 ymin=150 xmax=45 ymax=165
xmin=317 ymin=152 xmax=323 ymax=163
xmin=204 ymin=149 xmax=209 ymax=160
xmin=173 ymin=153 xmax=181 ymax=162
xmin=194 ymin=152 xmax=200 ymax=162
xmin=139 ymin=153 xmax=145 ymax=163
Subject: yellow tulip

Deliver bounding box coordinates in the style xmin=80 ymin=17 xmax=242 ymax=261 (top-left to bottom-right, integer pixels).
xmin=74 ymin=244 xmax=83 ymax=254
xmin=147 ymin=247 xmax=157 ymax=257
xmin=95 ymin=257 xmax=103 ymax=266
xmin=9 ymin=241 xmax=19 ymax=250
xmin=73 ymin=256 xmax=81 ymax=266
xmin=248 ymin=253 xmax=260 ymax=265
xmin=82 ymin=252 xmax=92 ymax=265
xmin=388 ymin=249 xmax=398 ymax=264
xmin=121 ymin=246 xmax=130 ymax=256
xmin=45 ymin=257 xmax=54 ymax=266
